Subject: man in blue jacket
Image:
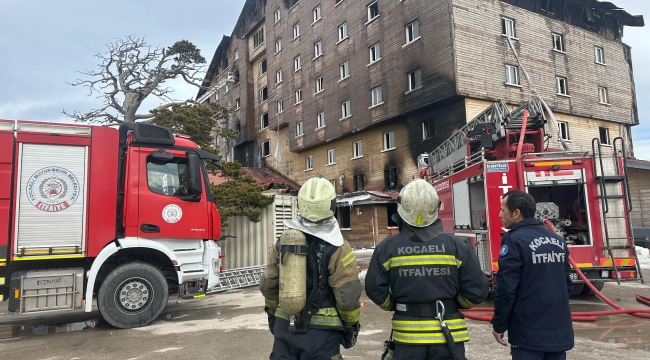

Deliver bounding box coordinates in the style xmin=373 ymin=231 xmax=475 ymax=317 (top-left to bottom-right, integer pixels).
xmin=492 ymin=190 xmax=574 ymax=360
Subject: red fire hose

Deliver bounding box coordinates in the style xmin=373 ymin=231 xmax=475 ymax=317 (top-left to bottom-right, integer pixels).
xmin=461 ymin=219 xmax=650 ymax=323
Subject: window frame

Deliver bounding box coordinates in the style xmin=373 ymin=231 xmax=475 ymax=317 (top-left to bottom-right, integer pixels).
xmin=327 ymin=148 xmax=336 ymax=165
xmin=294 ymin=56 xmax=302 ymax=72
xmin=371 ymin=86 xmax=383 ymax=107
xmin=274 ymin=8 xmax=281 ymax=23
xmin=276 ymin=69 xmax=283 ymax=84
xmin=313 ymin=5 xmax=321 ymax=23
xmin=422 ymin=120 xmax=432 ymax=140
xmin=369 ymin=42 xmax=381 ymax=63
xmin=599 ymin=127 xmax=610 ymax=145
xmin=594 ymin=46 xmax=606 ymax=65
xmin=296 ymin=121 xmax=304 ymax=137
xmin=339 ymin=61 xmax=350 ymax=80
xmin=558 ymin=121 xmax=570 ymax=141
xmin=352 ymin=140 xmax=363 ymax=159
xmin=259 ymin=58 xmax=267 ymax=76
xmin=234 ymin=49 xmax=239 ymax=60
xmin=293 ymin=23 xmax=301 ymax=39
xmin=338 ymin=22 xmax=348 ymax=42
xmin=382 ymin=131 xmax=396 ymax=151
xmin=305 ymin=155 xmax=313 ymax=171
xmin=235 ymin=98 xmax=241 ymax=110
xmin=407 ymin=68 xmax=422 ymax=92
xmin=367 ymin=1 xmax=379 ymax=23
xmin=552 ymin=33 xmax=565 ymax=52
xmin=262 ymin=140 xmax=271 ymax=157
xmin=146 ymin=156 xmax=192 ymax=198
xmin=260 ymin=86 xmax=268 ymax=103
xmin=505 ymin=64 xmax=520 ymax=86
xmin=315 ymin=76 xmax=324 ymax=94
xmin=598 ymin=86 xmax=609 ymax=105
xmin=556 ymin=76 xmax=569 ymax=96
xmin=277 ymin=100 xmax=284 ymax=114
xmin=254 ymin=28 xmax=265 ymax=49
xmin=314 ymin=40 xmax=323 ymax=58
xmin=502 ymin=17 xmax=516 ymax=38
xmin=295 ymin=88 xmax=303 ymax=104
xmin=275 ymin=38 xmax=282 ymax=54
xmin=260 ymin=113 xmax=269 ymax=130
xmin=353 ymin=174 xmax=365 ymax=192
xmin=405 ymin=20 xmax=420 ymax=44
xmin=316 ymin=112 xmax=325 ymax=129
xmin=341 ymin=100 xmax=351 ymax=119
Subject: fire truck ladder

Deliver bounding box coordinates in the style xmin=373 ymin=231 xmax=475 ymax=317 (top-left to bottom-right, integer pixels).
xmin=592 ymin=137 xmax=644 ymax=284
xmin=206 ymin=265 xmax=266 ymax=294
xmin=427 ymin=100 xmax=547 ymax=177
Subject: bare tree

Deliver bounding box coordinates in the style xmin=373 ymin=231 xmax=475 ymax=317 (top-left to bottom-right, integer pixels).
xmin=64 ymin=35 xmax=207 ymax=124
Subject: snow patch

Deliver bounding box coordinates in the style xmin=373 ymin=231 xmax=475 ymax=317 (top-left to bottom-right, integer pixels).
xmin=353 ymin=248 xmax=375 ymax=254
xmin=135 ymin=313 xmax=268 ymax=336
xmin=358 ymin=270 xmax=367 ymax=283
xmin=636 ymin=246 xmax=650 ymax=270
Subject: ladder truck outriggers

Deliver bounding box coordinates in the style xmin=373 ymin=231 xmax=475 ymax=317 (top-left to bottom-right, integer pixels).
xmin=418 ymin=100 xmax=644 ymax=295
xmin=0 ymin=120 xmax=226 ymax=328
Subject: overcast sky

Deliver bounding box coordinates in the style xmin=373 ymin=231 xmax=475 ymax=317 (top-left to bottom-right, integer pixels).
xmin=1 ymin=0 xmax=648 ymax=157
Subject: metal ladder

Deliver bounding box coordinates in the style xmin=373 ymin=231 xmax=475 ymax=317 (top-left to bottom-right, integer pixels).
xmin=206 ymin=265 xmax=266 ymax=294
xmin=592 ymin=137 xmax=644 ymax=284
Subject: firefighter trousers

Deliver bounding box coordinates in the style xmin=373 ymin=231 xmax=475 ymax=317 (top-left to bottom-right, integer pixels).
xmin=511 ymin=347 xmax=566 ymax=360
xmin=394 ymin=343 xmax=466 ymax=360
xmin=270 ymin=319 xmax=342 ymax=360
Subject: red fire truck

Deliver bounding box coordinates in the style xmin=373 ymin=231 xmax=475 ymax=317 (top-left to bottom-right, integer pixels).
xmin=0 ymin=120 xmax=224 ymax=328
xmin=419 ymin=101 xmax=644 ymax=295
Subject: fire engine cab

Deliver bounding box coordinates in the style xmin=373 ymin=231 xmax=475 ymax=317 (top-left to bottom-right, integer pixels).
xmin=0 ymin=120 xmax=224 ymax=328
xmin=419 ymin=101 xmax=644 ymax=295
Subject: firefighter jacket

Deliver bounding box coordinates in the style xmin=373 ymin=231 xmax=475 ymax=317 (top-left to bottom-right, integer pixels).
xmin=492 ymin=218 xmax=574 ymax=352
xmin=365 ymin=219 xmax=488 ymax=345
xmin=260 ymin=233 xmax=362 ymax=330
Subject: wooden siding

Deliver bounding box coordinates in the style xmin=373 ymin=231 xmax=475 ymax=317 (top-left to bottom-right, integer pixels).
xmin=628 ymin=168 xmax=650 ymax=229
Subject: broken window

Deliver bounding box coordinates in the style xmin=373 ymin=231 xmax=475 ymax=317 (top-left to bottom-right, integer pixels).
xmin=339 ymin=206 xmax=351 ymax=228
xmin=354 ymin=174 xmax=365 ymax=191
xmin=384 ymin=168 xmax=398 ymax=188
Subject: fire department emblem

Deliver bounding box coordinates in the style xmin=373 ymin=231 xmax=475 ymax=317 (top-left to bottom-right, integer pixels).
xmin=162 ymin=204 xmax=182 ymax=224
xmin=26 ymin=167 xmax=80 ymax=212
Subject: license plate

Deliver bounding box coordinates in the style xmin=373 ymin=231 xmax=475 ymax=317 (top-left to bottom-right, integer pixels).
xmin=569 ymin=273 xmax=578 ymax=280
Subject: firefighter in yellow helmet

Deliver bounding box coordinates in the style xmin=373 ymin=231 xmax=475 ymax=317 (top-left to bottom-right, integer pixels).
xmin=260 ymin=176 xmax=361 ymax=360
xmin=366 ymin=179 xmax=488 ymax=360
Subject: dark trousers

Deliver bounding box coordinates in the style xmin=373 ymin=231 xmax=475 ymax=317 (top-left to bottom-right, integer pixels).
xmin=511 ymin=347 xmax=566 ymax=360
xmin=394 ymin=343 xmax=466 ymax=360
xmin=270 ymin=319 xmax=342 ymax=360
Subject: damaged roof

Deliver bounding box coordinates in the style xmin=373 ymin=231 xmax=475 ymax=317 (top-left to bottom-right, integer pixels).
xmin=208 ymin=166 xmax=300 ymax=191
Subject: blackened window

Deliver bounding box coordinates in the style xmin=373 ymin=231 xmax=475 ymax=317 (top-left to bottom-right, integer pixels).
xmin=339 ymin=206 xmax=351 ymax=228
xmin=354 ymin=174 xmax=365 ymax=191
xmin=384 ymin=168 xmax=398 ymax=188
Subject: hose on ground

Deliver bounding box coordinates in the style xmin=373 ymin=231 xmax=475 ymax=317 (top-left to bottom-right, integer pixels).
xmin=461 ymin=220 xmax=650 ymax=322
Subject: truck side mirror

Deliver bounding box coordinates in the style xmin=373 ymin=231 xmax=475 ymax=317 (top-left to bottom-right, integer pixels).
xmin=187 ymin=153 xmax=203 ymax=198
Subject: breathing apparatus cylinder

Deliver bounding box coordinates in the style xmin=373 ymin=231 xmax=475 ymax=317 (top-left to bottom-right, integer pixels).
xmin=279 ymin=229 xmax=307 ymax=317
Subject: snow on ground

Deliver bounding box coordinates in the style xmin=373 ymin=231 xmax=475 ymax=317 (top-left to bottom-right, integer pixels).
xmin=637 ymin=246 xmax=650 ymax=270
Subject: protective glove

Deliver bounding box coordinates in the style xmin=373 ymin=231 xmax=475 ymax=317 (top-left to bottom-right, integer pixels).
xmin=340 ymin=322 xmax=360 ymax=349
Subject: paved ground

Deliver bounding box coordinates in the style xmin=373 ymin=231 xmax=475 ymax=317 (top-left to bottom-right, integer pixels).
xmin=0 ymin=251 xmax=649 ymax=360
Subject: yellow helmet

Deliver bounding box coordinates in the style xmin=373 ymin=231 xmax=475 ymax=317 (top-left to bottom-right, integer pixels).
xmin=397 ymin=179 xmax=440 ymax=227
xmin=298 ymin=176 xmax=336 ymax=222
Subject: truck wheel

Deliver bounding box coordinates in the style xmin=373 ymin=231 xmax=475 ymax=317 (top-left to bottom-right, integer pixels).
xmin=98 ymin=262 xmax=169 ymax=329
xmin=570 ymin=283 xmax=585 ymax=297
xmin=580 ymin=281 xmax=605 ymax=296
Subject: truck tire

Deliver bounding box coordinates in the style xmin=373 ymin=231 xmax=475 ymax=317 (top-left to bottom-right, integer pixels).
xmin=570 ymin=283 xmax=585 ymax=297
xmin=579 ymin=281 xmax=604 ymax=296
xmin=98 ymin=262 xmax=169 ymax=329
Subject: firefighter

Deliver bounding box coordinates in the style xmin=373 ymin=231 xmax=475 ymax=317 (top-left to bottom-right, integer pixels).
xmin=260 ymin=176 xmax=362 ymax=360
xmin=491 ymin=190 xmax=574 ymax=359
xmin=366 ymin=179 xmax=488 ymax=360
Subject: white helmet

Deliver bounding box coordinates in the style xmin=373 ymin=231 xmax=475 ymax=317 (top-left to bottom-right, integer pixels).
xmin=397 ymin=179 xmax=440 ymax=227
xmin=298 ymin=176 xmax=336 ymax=222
